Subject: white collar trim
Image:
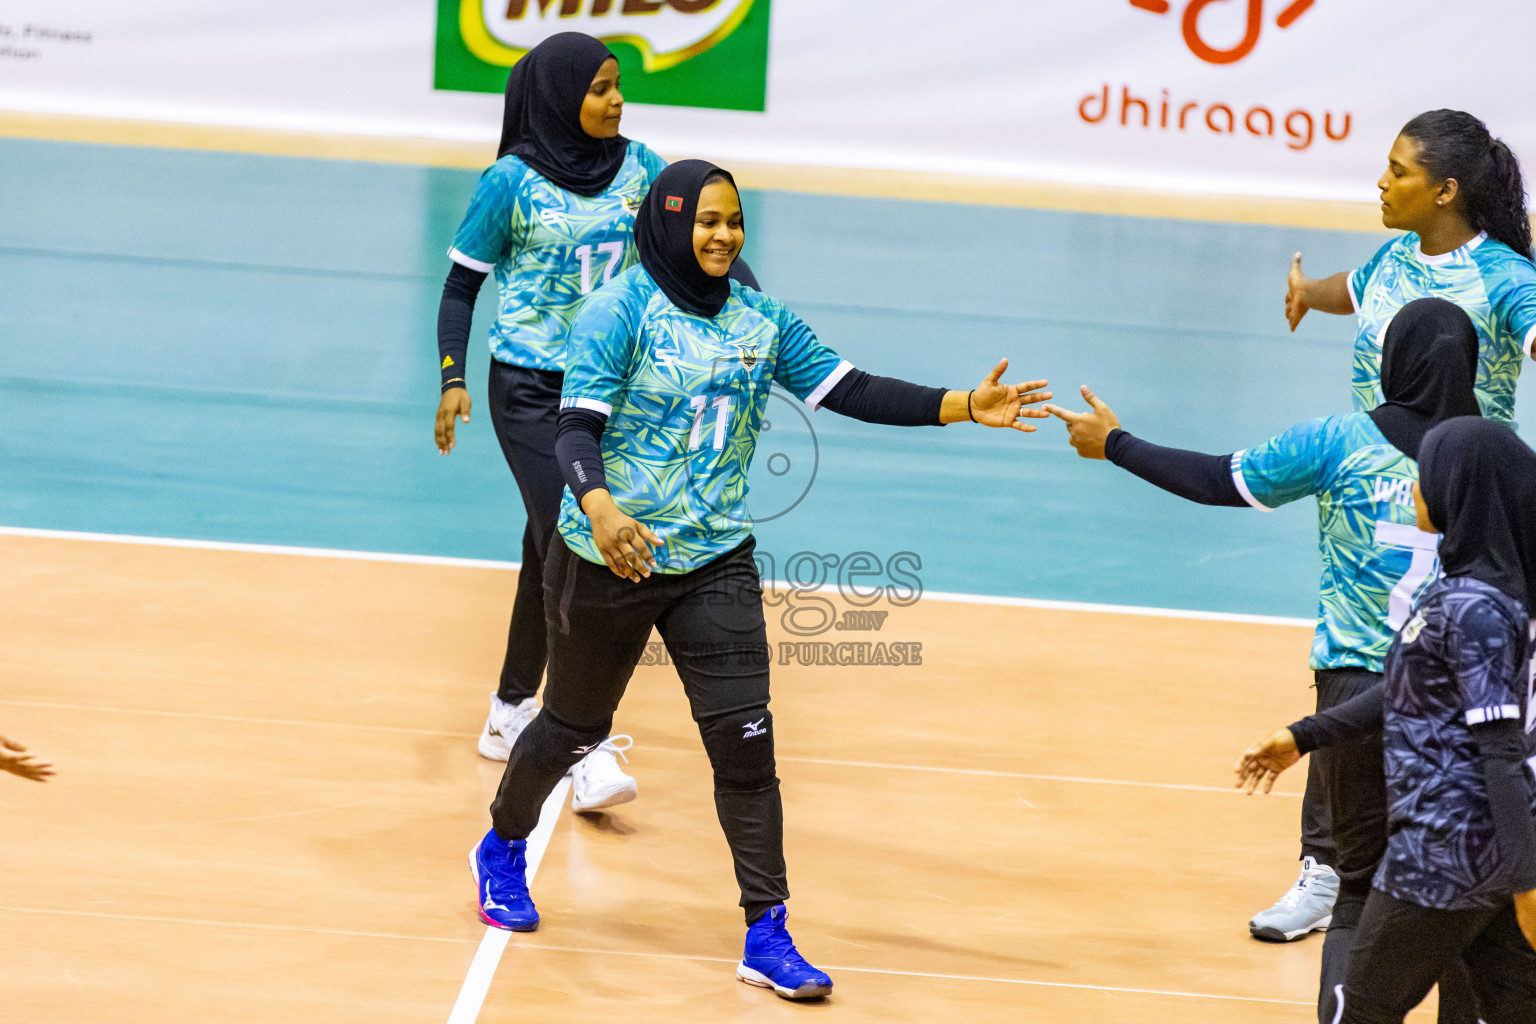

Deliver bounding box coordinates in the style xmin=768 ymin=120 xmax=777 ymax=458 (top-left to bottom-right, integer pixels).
xmin=1416 ymin=231 xmax=1488 ymax=265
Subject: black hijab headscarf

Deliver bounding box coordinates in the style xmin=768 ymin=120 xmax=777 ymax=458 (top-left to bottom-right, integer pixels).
xmin=497 ymin=33 xmax=627 ymax=197
xmin=1419 ymin=417 xmax=1536 ymax=610
xmin=635 ymin=159 xmax=739 ymax=318
xmin=1368 ymin=297 xmax=1481 ymax=459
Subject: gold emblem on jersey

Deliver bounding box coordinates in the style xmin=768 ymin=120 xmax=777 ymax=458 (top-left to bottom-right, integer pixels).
xmin=735 ymin=342 xmax=759 ymax=369
xmin=1402 ymin=610 xmax=1426 ymax=645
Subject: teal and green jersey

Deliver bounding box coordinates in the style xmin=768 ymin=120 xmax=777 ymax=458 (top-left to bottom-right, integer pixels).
xmin=557 ymin=266 xmax=849 ymax=573
xmin=448 ymin=140 xmax=669 ymax=372
xmin=1349 ymin=232 xmax=1536 ymax=425
xmin=1233 ymin=412 xmax=1438 ymax=672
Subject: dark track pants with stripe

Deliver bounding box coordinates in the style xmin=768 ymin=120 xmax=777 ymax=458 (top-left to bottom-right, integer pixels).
xmin=1337 ymin=889 xmax=1536 ymax=1023
xmin=1310 ymin=669 xmax=1480 ymax=1024
xmin=489 ymin=534 xmax=787 ymax=922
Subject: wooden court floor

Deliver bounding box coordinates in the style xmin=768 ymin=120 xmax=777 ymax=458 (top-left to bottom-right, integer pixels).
xmin=0 ymin=534 xmax=1440 ymax=1022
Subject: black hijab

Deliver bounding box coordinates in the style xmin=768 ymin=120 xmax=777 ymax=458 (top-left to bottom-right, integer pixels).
xmin=635 ymin=160 xmax=739 ymax=318
xmin=1368 ymin=297 xmax=1481 ymax=459
xmin=1419 ymin=417 xmax=1536 ymax=610
xmin=497 ymin=33 xmax=627 ymax=197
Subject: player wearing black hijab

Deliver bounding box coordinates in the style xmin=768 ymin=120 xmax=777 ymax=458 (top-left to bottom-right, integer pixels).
xmin=1051 ymin=298 xmax=1483 ymax=1023
xmin=1239 ymin=417 xmax=1536 ymax=1022
xmin=433 ymin=34 xmax=660 ymax=808
xmin=468 ymin=160 xmax=1052 ymax=1000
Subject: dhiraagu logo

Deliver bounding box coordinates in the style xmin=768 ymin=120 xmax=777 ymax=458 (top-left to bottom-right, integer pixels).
xmin=434 ymin=0 xmax=770 ymax=112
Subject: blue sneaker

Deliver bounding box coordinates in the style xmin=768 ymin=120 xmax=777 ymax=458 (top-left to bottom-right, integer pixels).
xmin=736 ymin=905 xmax=832 ymax=1000
xmin=469 ymin=829 xmax=539 ymax=931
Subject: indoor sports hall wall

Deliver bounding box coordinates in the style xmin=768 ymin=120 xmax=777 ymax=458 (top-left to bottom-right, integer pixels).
xmin=7 ymin=137 xmax=1536 ymax=621
xmin=1 ymin=0 xmax=1533 ymax=200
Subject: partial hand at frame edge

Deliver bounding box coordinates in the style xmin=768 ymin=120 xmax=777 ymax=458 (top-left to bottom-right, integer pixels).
xmin=581 ymin=488 xmax=663 ymax=582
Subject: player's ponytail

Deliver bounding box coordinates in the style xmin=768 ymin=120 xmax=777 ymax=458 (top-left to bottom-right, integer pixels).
xmin=1401 ymin=109 xmax=1533 ymax=261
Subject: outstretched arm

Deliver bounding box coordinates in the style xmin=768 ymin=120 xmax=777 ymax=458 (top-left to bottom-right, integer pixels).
xmin=1234 ymin=684 xmax=1384 ymax=795
xmin=1044 ymin=386 xmax=1246 ymax=506
xmin=1286 ymin=253 xmax=1353 ymax=331
xmin=820 ymin=359 xmax=1051 ymax=430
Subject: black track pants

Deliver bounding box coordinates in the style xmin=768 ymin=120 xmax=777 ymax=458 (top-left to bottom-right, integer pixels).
xmin=1338 ymin=889 xmax=1536 ymax=1023
xmin=489 ymin=534 xmax=787 ymax=922
xmin=486 ymin=361 xmax=566 ymax=704
xmin=1311 ymin=669 xmax=1480 ymax=1024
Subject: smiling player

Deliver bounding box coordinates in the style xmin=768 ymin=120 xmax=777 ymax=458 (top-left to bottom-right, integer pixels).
xmin=468 ymin=160 xmax=1052 ymax=1000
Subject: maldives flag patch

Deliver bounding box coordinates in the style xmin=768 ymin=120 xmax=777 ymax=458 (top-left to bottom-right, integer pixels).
xmin=665 ymin=195 xmax=684 ymax=212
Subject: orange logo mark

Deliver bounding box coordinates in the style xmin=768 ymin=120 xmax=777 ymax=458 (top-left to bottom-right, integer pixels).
xmin=1129 ymin=0 xmax=1314 ymax=65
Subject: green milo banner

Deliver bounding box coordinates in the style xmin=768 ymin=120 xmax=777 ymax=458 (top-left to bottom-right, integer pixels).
xmin=434 ymin=0 xmax=769 ymax=112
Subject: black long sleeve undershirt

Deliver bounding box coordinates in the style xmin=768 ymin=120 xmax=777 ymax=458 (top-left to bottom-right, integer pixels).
xmin=438 ymin=262 xmax=487 ymax=393
xmin=1288 ymin=683 xmax=1384 ymax=754
xmin=1475 ymin=718 xmax=1536 ymax=894
xmin=556 ymin=407 xmax=609 ymax=507
xmin=1288 ymin=683 xmax=1536 ymax=895
xmin=1104 ymin=428 xmax=1247 ymax=507
xmin=819 ymin=368 xmax=947 ymax=426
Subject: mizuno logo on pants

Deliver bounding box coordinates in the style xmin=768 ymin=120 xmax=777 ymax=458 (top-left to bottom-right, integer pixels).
xmin=741 ymin=718 xmax=767 ymax=739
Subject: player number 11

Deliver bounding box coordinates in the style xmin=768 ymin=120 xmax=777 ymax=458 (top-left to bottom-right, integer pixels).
xmin=576 ymin=241 xmax=624 ymax=295
xmin=688 ymin=395 xmax=732 ymax=451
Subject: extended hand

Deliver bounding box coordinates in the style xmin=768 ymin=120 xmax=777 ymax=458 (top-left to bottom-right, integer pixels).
xmin=1515 ymin=889 xmax=1536 ymax=952
xmin=0 ymin=734 xmax=54 ymax=782
xmin=1285 ymin=252 xmax=1309 ymax=332
xmin=1042 ymin=385 xmax=1121 ymax=459
xmin=436 ymin=388 xmax=472 ymax=454
xmin=966 ymin=359 xmax=1051 ymax=431
xmin=1234 ymin=728 xmax=1300 ymax=795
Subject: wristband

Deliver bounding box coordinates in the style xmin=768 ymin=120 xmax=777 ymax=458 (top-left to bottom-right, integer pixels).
xmin=966 ymin=390 xmax=975 ymax=422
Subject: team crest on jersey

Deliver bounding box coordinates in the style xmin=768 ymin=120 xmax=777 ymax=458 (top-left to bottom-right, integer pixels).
xmin=619 ymin=190 xmax=643 ymax=214
xmin=734 ymin=342 xmax=759 ymax=369
xmin=1402 ymin=610 xmax=1427 ymax=645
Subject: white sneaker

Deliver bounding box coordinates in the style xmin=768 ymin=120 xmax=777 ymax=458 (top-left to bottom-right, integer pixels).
xmin=1249 ymin=856 xmax=1339 ymax=941
xmin=570 ymin=735 xmax=637 ymax=812
xmin=478 ymin=694 xmax=539 ymax=761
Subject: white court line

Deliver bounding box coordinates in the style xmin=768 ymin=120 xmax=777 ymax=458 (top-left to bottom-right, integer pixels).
xmin=446 ymin=777 xmax=571 ymax=1024
xmin=0 ymin=525 xmax=1312 ymax=626
xmin=0 ymin=903 xmax=1320 ymax=1007
xmin=0 ymin=700 xmax=1298 ymax=798
xmin=0 ymin=700 xmax=1296 ymax=798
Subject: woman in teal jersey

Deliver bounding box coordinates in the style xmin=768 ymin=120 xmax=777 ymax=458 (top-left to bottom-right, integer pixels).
xmin=468 ymin=160 xmax=1052 ymax=1000
xmin=1046 ymin=298 xmax=1482 ymax=1024
xmin=432 ymin=33 xmax=666 ymax=807
xmin=1286 ymin=110 xmax=1536 ymax=424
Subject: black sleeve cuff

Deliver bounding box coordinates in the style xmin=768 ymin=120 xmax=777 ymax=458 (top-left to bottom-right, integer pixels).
xmin=438 ymin=262 xmax=487 ymax=393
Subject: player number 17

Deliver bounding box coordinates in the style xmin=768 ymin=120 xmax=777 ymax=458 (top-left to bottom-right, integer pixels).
xmin=576 ymin=241 xmax=624 ymax=295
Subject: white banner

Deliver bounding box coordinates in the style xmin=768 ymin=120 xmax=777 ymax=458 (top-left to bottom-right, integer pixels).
xmin=1 ymin=0 xmax=1533 ymax=201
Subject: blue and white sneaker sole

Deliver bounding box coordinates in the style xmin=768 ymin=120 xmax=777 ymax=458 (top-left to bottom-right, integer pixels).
xmin=1249 ymin=912 xmax=1330 ymax=942
xmin=468 ymin=845 xmax=539 ymax=932
xmin=736 ymin=962 xmax=832 ymax=1000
